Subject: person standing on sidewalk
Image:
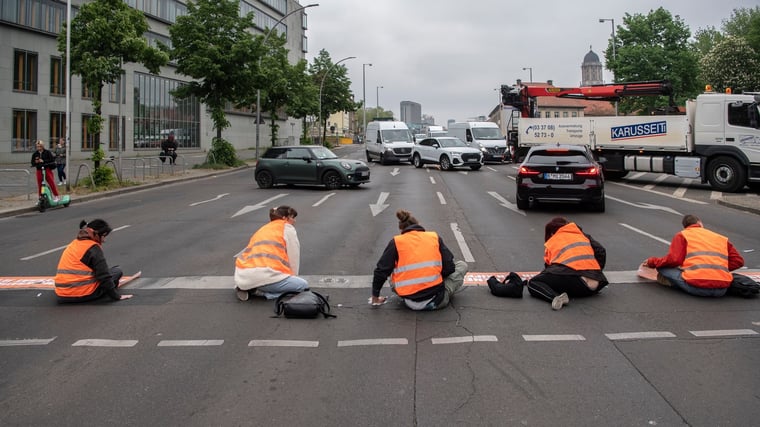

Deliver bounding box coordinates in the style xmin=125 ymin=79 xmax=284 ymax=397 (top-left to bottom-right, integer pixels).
xmin=371 ymin=209 xmax=468 ymax=310
xmin=527 ymin=217 xmax=608 ymax=310
xmin=54 ymin=137 xmax=67 ymax=185
xmin=643 ymin=214 xmax=744 ymax=297
xmin=31 ymin=140 xmax=60 ymax=201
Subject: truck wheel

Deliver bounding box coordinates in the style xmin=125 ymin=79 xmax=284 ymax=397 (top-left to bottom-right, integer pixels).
xmin=707 ymin=156 xmax=746 ymax=193
xmin=413 ymin=154 xmax=423 ymax=168
xmin=439 ymin=155 xmax=452 ymax=171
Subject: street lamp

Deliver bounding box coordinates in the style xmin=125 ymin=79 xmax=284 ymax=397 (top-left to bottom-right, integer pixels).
xmin=362 ymin=63 xmax=372 ymax=135
xmin=376 ymin=86 xmax=383 ymax=109
xmin=318 ymin=56 xmax=356 ymax=144
xmin=522 ymin=67 xmax=533 ymax=82
xmin=598 ymin=18 xmax=616 ymax=61
xmin=255 ymin=3 xmax=318 ymax=158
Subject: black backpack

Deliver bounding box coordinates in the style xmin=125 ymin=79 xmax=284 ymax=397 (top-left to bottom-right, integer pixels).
xmin=274 ymin=290 xmax=336 ymax=318
xmin=487 ymin=272 xmax=525 ymax=298
xmin=727 ymin=273 xmax=760 ymax=298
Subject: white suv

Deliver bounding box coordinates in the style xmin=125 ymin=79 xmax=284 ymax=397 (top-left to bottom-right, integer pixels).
xmin=412 ymin=137 xmax=483 ymax=171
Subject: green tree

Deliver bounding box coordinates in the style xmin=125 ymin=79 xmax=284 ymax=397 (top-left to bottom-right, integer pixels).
xmin=699 ymin=37 xmax=760 ymax=92
xmin=693 ymin=26 xmax=724 ymax=57
xmin=168 ymin=0 xmax=258 ymax=140
xmin=57 ymin=0 xmax=167 ymax=183
xmin=310 ymin=50 xmax=359 ymax=143
xmin=605 ymin=7 xmax=700 ymax=114
xmin=722 ymin=7 xmax=760 ymax=57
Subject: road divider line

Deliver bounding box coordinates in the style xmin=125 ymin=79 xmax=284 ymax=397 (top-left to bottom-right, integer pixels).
xmin=619 ymin=223 xmax=671 ymax=245
xmin=72 ymin=339 xmax=138 ymax=347
xmin=431 ymin=335 xmax=498 ymax=344
xmin=313 ymin=193 xmax=335 ymax=207
xmin=429 ymin=176 xmax=436 ymax=184
xmin=689 ymin=329 xmax=757 ymax=337
xmin=450 ymin=222 xmax=475 ymax=262
xmin=523 ymin=334 xmax=586 ymax=342
xmin=437 ymin=192 xmax=446 ymax=205
xmin=249 ymin=340 xmax=319 ymax=347
xmin=190 ymin=193 xmax=229 ymax=206
xmin=157 ymin=340 xmax=224 ymax=347
xmin=605 ymin=331 xmax=676 ymax=340
xmin=337 ymin=338 xmax=407 ymax=347
xmin=0 ymin=337 xmax=56 ymax=346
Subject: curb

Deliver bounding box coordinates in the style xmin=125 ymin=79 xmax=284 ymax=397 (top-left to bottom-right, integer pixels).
xmin=717 ymin=199 xmax=760 ymax=216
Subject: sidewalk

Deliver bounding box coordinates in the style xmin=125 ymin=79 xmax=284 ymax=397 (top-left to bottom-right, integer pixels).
xmin=0 ymin=149 xmax=259 ymax=218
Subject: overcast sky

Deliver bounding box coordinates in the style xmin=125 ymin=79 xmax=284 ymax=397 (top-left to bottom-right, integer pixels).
xmin=304 ymin=0 xmax=758 ymax=124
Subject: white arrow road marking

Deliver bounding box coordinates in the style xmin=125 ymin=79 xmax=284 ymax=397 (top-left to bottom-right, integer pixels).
xmin=487 ymin=191 xmax=526 ymax=216
xmin=369 ymin=192 xmax=390 ymax=217
xmin=619 ymin=223 xmax=671 ymax=245
xmin=437 ymin=192 xmax=446 ymax=205
xmin=606 ymin=195 xmax=684 ymax=215
xmin=21 ymin=225 xmax=131 ymax=261
xmin=390 ymin=167 xmax=400 ymax=176
xmin=313 ymin=193 xmax=336 ymax=207
xmin=451 ymin=222 xmax=475 ymax=262
xmin=190 ymin=193 xmax=229 ymax=206
xmin=232 ymin=194 xmax=288 ymax=218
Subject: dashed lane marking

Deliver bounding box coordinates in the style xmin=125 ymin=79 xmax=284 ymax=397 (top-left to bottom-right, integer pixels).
xmin=605 ymin=331 xmax=676 ymax=340
xmin=72 ymin=339 xmax=138 ymax=347
xmin=249 ymin=340 xmax=319 ymax=348
xmin=337 ymin=338 xmax=408 ymax=347
xmin=689 ymin=329 xmax=758 ymax=337
xmin=522 ymin=334 xmax=586 ymax=342
xmin=157 ymin=340 xmax=224 ymax=347
xmin=0 ymin=338 xmax=56 ymax=346
xmin=431 ymin=335 xmax=498 ymax=344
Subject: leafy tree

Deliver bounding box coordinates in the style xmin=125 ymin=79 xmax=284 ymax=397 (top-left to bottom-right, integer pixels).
xmin=693 ymin=26 xmax=724 ymax=57
xmin=168 ymin=0 xmax=259 ymax=140
xmin=57 ymin=0 xmax=167 ymax=183
xmin=699 ymin=37 xmax=760 ymax=92
xmin=722 ymin=7 xmax=760 ymax=58
xmin=309 ymin=50 xmax=359 ymax=143
xmin=604 ymin=7 xmax=700 ymax=114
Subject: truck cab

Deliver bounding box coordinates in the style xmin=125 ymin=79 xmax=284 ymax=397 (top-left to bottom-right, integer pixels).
xmin=364 ymin=120 xmax=414 ymax=165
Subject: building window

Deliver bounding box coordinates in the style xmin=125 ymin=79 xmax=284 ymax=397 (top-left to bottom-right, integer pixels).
xmin=12 ymin=109 xmax=37 ymax=152
xmin=554 ymin=112 xmax=560 ymax=118
xmin=1 ymin=0 xmax=66 ymax=33
xmin=13 ymin=49 xmax=38 ymax=92
xmin=109 ymin=75 xmax=126 ymax=103
xmin=544 ymin=111 xmax=551 ymax=118
xmin=50 ymin=111 xmax=66 ymax=148
xmin=82 ymin=83 xmax=97 ymax=100
xmin=133 ymin=72 xmax=201 ymax=149
xmin=108 ymin=115 xmax=126 ymax=150
xmin=572 ymin=112 xmax=578 ymax=117
xmin=563 ymin=111 xmax=568 ymax=118
xmin=81 ymin=114 xmax=99 ymax=150
xmin=50 ymin=56 xmax=65 ymax=96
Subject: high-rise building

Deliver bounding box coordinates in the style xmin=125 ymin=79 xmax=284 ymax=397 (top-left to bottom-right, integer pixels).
xmin=0 ymin=0 xmax=310 ymax=162
xmin=400 ymin=101 xmax=421 ymax=126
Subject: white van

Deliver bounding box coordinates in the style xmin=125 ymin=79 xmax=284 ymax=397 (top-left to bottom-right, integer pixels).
xmin=447 ymin=122 xmax=507 ymax=162
xmin=365 ymin=120 xmax=414 ymax=164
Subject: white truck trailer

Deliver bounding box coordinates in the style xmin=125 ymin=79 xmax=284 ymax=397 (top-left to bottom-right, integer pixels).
xmin=516 ymin=88 xmax=760 ymax=192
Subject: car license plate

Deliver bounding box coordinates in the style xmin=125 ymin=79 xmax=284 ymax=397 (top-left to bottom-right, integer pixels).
xmin=360 ymin=171 xmax=369 ymax=177
xmin=544 ymin=172 xmax=573 ymax=180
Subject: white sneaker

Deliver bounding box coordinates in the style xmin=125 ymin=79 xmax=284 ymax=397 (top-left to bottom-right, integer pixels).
xmin=551 ymin=292 xmax=569 ymax=310
xmin=53 ymin=196 xmax=60 ymax=202
xmin=235 ymin=288 xmax=249 ymax=301
xmin=57 ymin=182 xmax=62 ymax=186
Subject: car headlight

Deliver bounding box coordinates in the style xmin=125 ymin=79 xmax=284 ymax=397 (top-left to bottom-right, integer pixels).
xmin=479 ymin=147 xmax=488 ymax=153
xmin=340 ymin=161 xmax=353 ymax=170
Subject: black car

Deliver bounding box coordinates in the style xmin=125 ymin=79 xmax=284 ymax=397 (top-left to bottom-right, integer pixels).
xmin=254 ymin=145 xmax=370 ymax=189
xmin=515 ymin=144 xmax=605 ymax=212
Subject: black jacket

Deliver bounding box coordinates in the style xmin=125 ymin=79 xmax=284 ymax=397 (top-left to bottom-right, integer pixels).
xmin=372 ymin=224 xmax=455 ymax=301
xmin=31 ymin=149 xmax=56 ymax=170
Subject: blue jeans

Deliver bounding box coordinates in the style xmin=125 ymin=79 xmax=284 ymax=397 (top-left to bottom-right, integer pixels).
xmin=258 ymin=276 xmax=309 ymax=300
xmin=657 ymin=267 xmax=727 ymax=297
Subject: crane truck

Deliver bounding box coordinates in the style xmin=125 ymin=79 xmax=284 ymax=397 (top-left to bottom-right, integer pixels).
xmin=499 ymin=81 xmax=760 ymax=192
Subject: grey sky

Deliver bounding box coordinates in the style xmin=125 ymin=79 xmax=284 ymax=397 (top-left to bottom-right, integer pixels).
xmin=305 ymin=0 xmax=757 ymax=124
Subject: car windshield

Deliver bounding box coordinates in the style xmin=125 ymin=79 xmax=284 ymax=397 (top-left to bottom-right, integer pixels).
xmin=310 ymin=146 xmax=338 ymax=160
xmin=381 ymin=129 xmax=413 ymax=143
xmin=438 ymin=138 xmax=468 ymax=148
xmin=528 ymin=150 xmax=589 ymax=165
xmin=472 ymin=127 xmax=504 ymax=140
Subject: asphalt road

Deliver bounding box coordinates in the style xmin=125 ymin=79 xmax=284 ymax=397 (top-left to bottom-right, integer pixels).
xmin=1 ymin=144 xmax=759 ymax=426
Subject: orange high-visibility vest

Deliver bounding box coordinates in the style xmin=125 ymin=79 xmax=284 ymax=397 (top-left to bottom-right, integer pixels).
xmin=544 ymin=223 xmax=601 ymax=270
xmin=391 ymin=231 xmax=443 ymax=296
xmin=681 ymin=227 xmax=732 ymax=286
xmin=236 ymin=220 xmax=293 ymax=275
xmin=55 ymin=239 xmax=100 ymax=297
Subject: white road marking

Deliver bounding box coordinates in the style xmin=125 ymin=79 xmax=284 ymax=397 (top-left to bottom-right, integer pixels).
xmin=431 ymin=335 xmax=498 ymax=344
xmin=437 ymin=192 xmax=446 ymax=205
xmin=487 ymin=191 xmax=526 ymax=216
xmin=522 ymin=334 xmax=586 ymax=342
xmin=249 ymin=340 xmax=319 ymax=347
xmin=0 ymin=338 xmax=56 ymax=346
xmin=606 ymin=195 xmax=683 ymax=216
xmin=643 ymin=174 xmax=669 ymax=190
xmin=451 ymin=222 xmax=475 ymax=262
xmin=157 ymin=340 xmax=224 ymax=346
xmin=190 ymin=193 xmax=229 ymax=206
xmin=673 ymin=186 xmax=687 ymax=198
xmin=605 ymin=331 xmax=676 ymax=340
xmin=232 ymin=194 xmax=288 ymax=218
xmin=72 ymin=339 xmax=138 ymax=347
xmin=337 ymin=338 xmax=408 ymax=347
xmin=429 ymin=176 xmax=436 ymax=184
xmin=710 ymin=191 xmax=722 ymax=200
xmin=629 ymin=172 xmax=646 ymax=179
xmin=21 ymin=225 xmax=131 ymax=261
xmin=608 ymin=181 xmax=707 ymax=204
xmin=458 ymin=171 xmax=468 ymax=175
xmin=619 ymin=223 xmax=671 ymax=245
xmin=313 ymin=193 xmax=336 ymax=207
xmin=369 ymin=192 xmax=390 ymax=216
xmin=487 ymin=166 xmax=498 ymax=172
xmin=390 ymin=167 xmax=400 ymax=176
xmin=689 ymin=329 xmax=758 ymax=337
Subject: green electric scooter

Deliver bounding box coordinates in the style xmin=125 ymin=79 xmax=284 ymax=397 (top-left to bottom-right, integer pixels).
xmin=37 ymin=166 xmax=70 ymax=212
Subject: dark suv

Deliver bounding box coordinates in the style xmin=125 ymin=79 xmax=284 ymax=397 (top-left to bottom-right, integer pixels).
xmin=515 ymin=144 xmax=605 ymax=212
xmin=254 ymin=145 xmax=370 ymax=190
